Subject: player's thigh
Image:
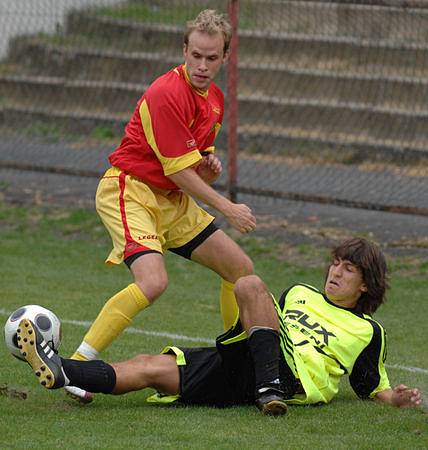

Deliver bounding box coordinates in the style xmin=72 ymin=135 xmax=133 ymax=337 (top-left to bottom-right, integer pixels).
xmin=191 ymin=229 xmax=253 ymax=281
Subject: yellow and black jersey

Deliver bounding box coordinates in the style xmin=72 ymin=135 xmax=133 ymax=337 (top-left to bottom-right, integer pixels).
xmin=276 ymin=283 xmax=390 ymax=405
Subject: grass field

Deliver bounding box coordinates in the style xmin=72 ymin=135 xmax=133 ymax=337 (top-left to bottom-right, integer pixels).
xmin=0 ymin=201 xmax=427 ymax=449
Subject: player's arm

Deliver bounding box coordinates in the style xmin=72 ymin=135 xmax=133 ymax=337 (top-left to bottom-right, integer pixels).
xmin=374 ymin=385 xmax=422 ymax=408
xmin=168 ymin=166 xmax=256 ymax=234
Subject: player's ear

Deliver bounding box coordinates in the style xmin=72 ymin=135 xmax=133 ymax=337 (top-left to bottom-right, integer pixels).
xmin=360 ymin=283 xmax=368 ymax=293
xmin=223 ymin=49 xmax=230 ymax=63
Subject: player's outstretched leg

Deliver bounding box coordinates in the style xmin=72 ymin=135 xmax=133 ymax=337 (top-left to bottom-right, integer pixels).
xmin=17 ymin=319 xmax=68 ymax=389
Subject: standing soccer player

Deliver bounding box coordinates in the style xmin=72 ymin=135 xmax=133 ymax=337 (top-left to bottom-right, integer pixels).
xmin=66 ymin=10 xmax=256 ymax=402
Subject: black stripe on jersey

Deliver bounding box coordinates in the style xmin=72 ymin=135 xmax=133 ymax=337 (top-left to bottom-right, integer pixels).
xmin=274 ymin=295 xmax=295 ymax=355
xmin=277 ymin=315 xmax=298 ymax=376
xmin=279 ymin=328 xmax=295 ymax=360
xmin=349 ymin=318 xmax=385 ymax=399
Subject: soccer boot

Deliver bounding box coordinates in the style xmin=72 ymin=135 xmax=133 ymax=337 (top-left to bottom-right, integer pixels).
xmin=17 ymin=319 xmax=68 ymax=389
xmin=255 ymin=382 xmax=288 ymax=417
xmin=65 ymin=385 xmax=94 ymax=404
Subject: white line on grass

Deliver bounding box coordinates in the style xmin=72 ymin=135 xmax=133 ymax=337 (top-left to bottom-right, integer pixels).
xmin=65 ymin=318 xmax=214 ymax=344
xmin=385 ymin=364 xmax=428 ymax=375
xmin=1 ymin=309 xmax=427 ymax=375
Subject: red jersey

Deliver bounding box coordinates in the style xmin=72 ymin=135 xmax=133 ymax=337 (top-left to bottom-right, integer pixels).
xmin=109 ymin=64 xmax=224 ymax=190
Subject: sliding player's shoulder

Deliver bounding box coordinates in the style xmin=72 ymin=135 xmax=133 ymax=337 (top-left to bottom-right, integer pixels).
xmin=278 ymin=283 xmax=322 ymax=306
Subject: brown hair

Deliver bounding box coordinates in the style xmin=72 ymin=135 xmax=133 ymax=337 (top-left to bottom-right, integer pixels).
xmin=330 ymin=238 xmax=389 ymax=315
xmin=184 ymin=9 xmax=232 ymax=55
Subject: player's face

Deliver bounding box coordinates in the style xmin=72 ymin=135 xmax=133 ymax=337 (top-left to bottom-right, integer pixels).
xmin=325 ymin=258 xmax=367 ymax=308
xmin=183 ymin=30 xmax=228 ymax=90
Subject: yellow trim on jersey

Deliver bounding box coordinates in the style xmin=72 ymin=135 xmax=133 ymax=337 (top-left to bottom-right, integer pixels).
xmin=139 ymin=99 xmax=202 ymax=176
xmin=214 ymin=123 xmax=222 ymax=138
xmin=201 ymin=146 xmax=215 ymax=155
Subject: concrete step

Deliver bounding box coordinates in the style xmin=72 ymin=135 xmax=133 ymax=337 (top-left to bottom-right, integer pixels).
xmin=237 ymin=123 xmax=428 ymax=160
xmin=0 ymin=105 xmax=128 ymax=137
xmin=2 ymin=105 xmax=427 ymax=162
xmin=238 ymin=96 xmax=428 ymax=147
xmin=244 ymin=1 xmax=428 ymax=43
xmin=5 ymin=41 xmax=428 ymax=112
xmin=89 ymin=0 xmax=428 ymax=43
xmin=6 ymin=39 xmax=183 ymax=85
xmin=2 ymin=73 xmax=427 ymax=145
xmin=64 ymin=12 xmax=428 ymax=77
xmin=0 ymin=74 xmax=146 ymax=115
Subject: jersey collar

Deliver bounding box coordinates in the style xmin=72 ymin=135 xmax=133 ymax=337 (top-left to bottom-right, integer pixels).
xmin=323 ymin=293 xmax=361 ymax=314
xmin=182 ymin=64 xmax=209 ymax=98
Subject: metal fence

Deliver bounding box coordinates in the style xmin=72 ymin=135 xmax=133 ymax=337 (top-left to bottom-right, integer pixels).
xmin=1 ymin=0 xmax=428 ymax=215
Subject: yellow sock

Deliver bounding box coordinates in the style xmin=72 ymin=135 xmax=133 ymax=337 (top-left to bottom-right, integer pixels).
xmin=220 ymin=279 xmax=239 ymax=330
xmin=71 ymin=283 xmax=150 ymax=359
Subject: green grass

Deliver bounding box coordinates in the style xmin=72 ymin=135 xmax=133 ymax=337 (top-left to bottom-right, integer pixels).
xmin=0 ymin=202 xmax=427 ymax=449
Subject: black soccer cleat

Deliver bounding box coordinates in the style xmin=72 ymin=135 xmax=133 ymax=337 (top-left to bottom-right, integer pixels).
xmin=17 ymin=319 xmax=67 ymax=389
xmin=255 ymin=383 xmax=288 ymax=417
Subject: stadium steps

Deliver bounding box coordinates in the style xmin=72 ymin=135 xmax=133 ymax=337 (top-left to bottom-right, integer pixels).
xmin=0 ymin=74 xmax=146 ymax=115
xmin=1 ymin=1 xmax=428 ymax=160
xmin=1 ymin=70 xmax=428 ymax=152
xmin=6 ymin=40 xmax=428 ymax=113
xmin=63 ymin=11 xmax=428 ymax=77
xmin=2 ymin=103 xmax=427 ymax=163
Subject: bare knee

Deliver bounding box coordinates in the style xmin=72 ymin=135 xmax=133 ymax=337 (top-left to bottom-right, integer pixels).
xmin=134 ymin=273 xmax=168 ymax=303
xmin=130 ymin=253 xmax=168 ymax=302
xmin=234 ymin=275 xmax=265 ymax=307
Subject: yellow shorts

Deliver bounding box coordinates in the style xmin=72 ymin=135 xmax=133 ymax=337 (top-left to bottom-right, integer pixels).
xmin=96 ymin=166 xmax=215 ymax=265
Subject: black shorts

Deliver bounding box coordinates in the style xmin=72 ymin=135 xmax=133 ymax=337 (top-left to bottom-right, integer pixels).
xmin=175 ymin=345 xmax=255 ymax=407
xmin=172 ymin=321 xmax=299 ymax=407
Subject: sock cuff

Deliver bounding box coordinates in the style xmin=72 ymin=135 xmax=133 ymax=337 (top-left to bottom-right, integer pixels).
xmin=128 ymin=283 xmax=150 ymax=309
xmin=248 ymin=326 xmax=279 ymax=340
xmin=73 ymin=342 xmax=99 ymax=361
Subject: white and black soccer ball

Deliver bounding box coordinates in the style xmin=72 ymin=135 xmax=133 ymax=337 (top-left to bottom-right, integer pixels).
xmin=4 ymin=305 xmax=61 ymax=361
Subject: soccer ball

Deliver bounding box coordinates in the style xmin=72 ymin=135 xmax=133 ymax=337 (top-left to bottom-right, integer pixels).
xmin=4 ymin=305 xmax=61 ymax=361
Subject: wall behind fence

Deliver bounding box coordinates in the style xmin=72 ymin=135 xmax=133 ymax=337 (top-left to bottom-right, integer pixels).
xmin=0 ymin=0 xmax=427 ymax=215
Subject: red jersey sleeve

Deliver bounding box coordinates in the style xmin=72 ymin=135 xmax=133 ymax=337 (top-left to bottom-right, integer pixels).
xmin=140 ymin=75 xmax=202 ymax=176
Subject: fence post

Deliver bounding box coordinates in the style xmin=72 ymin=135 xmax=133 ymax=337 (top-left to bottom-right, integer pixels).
xmin=227 ymin=0 xmax=239 ymax=202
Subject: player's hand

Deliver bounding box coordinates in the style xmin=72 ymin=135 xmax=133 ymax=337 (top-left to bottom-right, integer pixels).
xmin=224 ymin=203 xmax=256 ymax=234
xmin=391 ymin=384 xmax=422 ymax=408
xmin=196 ymin=154 xmax=222 ymax=184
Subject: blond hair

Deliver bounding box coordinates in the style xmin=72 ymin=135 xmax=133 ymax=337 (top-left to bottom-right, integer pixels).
xmin=184 ymin=9 xmax=232 ymax=54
